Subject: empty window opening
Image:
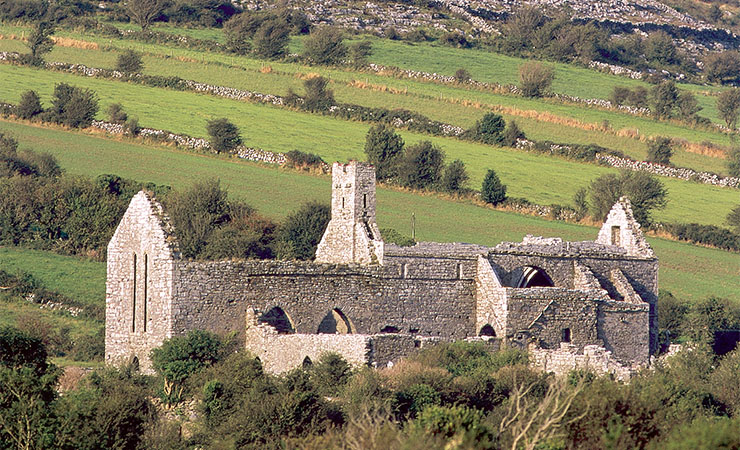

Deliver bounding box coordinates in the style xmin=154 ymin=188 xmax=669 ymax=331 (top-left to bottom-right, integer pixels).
xmin=259 ymin=307 xmax=295 ymax=334
xmin=130 ymin=356 xmax=139 ymax=372
xmin=363 ymin=193 xmax=367 ymax=209
xmin=516 ymin=266 xmax=555 ymax=288
xmin=409 ymin=327 xmax=420 ymax=334
xmin=342 ymin=197 xmax=345 ymax=209
xmin=132 ymin=253 xmax=137 ymax=333
xmin=143 ymin=254 xmax=148 ymax=332
xmin=479 ymin=324 xmax=496 ymax=337
xmin=611 ymin=226 xmax=621 ymax=246
xmin=302 ymin=356 xmax=313 ymax=368
xmin=380 ymin=325 xmax=400 ymax=333
xmin=317 ymin=308 xmax=355 ymax=334
xmin=561 ymin=328 xmax=571 ymax=343
xmin=414 ymin=340 xmax=421 ymax=348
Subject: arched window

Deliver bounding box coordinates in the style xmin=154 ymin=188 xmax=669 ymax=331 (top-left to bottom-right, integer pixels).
xmin=302 ymin=356 xmax=313 ymax=367
xmin=380 ymin=325 xmax=400 ymax=333
xmin=318 ymin=308 xmax=355 ymax=334
xmin=479 ymin=324 xmax=496 ymax=337
xmin=516 ymin=266 xmax=555 ymax=288
xmin=258 ymin=307 xmax=295 ymax=334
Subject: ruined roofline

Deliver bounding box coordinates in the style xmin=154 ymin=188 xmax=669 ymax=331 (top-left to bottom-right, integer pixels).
xmin=110 ymin=190 xmax=181 ymax=257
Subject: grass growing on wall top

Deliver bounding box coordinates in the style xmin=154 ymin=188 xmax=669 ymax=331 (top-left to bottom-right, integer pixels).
xmin=0 ymin=120 xmax=738 ymax=302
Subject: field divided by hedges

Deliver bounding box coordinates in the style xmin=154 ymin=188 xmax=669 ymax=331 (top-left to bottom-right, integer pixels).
xmin=1 ymin=119 xmax=738 ymax=303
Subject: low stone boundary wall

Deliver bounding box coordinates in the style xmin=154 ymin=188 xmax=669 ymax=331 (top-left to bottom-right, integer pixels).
xmin=530 ymin=343 xmax=641 ymax=381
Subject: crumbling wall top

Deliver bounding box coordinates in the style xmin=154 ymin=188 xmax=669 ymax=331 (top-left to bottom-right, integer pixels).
xmin=596 ymin=197 xmax=654 ymax=258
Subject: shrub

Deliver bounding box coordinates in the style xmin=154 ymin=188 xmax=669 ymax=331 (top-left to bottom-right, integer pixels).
xmin=717 ymin=88 xmax=740 ymax=129
xmin=727 ymin=147 xmax=740 ymax=177
xmin=572 ymin=187 xmax=588 ymax=219
xmin=481 ymin=169 xmax=507 ymax=205
xmin=501 ymin=120 xmax=525 ymax=147
xmin=440 ymin=159 xmax=469 ymax=193
xmin=206 ymin=118 xmax=242 ymax=153
xmin=411 ymin=405 xmax=494 ymax=445
xmin=454 ymin=68 xmax=472 ymax=83
xmin=379 ymin=228 xmax=415 ymax=247
xmin=440 ymin=31 xmax=471 ymax=48
xmin=116 ymin=49 xmax=143 ymax=73
xmin=48 ymin=83 xmax=99 ymax=128
xmin=302 ymin=76 xmax=335 ymax=112
xmin=348 ymin=40 xmax=372 ymax=67
xmin=676 ymin=91 xmax=702 ymax=123
xmin=16 ymin=90 xmax=43 ymax=120
xmin=393 ymin=383 xmax=441 ymax=420
xmin=727 ymin=205 xmax=740 ymax=234
xmin=588 ymin=171 xmax=667 ymax=224
xmin=278 ymin=201 xmax=331 ymax=260
xmin=646 ymin=137 xmax=674 ymax=165
xmin=651 ymin=81 xmax=679 ymax=120
xmin=704 ymin=51 xmax=740 ymax=84
xmin=302 ymin=27 xmax=347 ymax=65
xmin=24 ymin=21 xmax=54 ymax=66
xmin=518 ymin=61 xmax=554 ymax=98
xmin=252 ymin=18 xmax=290 ymax=59
xmin=364 ymin=123 xmax=404 ymax=180
xmin=284 ymin=150 xmax=325 ymax=170
xmin=106 ymin=103 xmax=128 ymax=124
xmin=465 ymin=112 xmax=506 ymax=145
xmin=398 ymin=141 xmax=445 ymax=190
xmin=124 ymin=117 xmax=140 ymax=136
xmin=309 ymin=353 xmax=352 ymax=397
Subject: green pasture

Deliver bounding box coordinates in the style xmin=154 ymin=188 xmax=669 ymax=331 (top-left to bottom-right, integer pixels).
xmin=1 ymin=69 xmax=737 ymax=229
xmin=0 ymin=27 xmax=731 ymax=174
xmin=0 ymin=247 xmax=105 ymax=307
xmin=0 ymin=120 xmax=738 ymax=302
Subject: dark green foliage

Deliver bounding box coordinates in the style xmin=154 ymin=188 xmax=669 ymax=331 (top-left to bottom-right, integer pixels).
xmin=704 ymin=51 xmax=740 ymax=84
xmin=663 ymin=222 xmax=740 ymax=251
xmin=164 ymin=0 xmax=239 ymax=28
xmin=308 ymin=353 xmax=352 ymax=397
xmin=440 ymin=31 xmax=471 ymax=48
xmin=711 ymin=349 xmax=740 ymax=416
xmin=518 ymin=61 xmax=554 ymax=98
xmin=465 ymin=112 xmax=506 ymax=145
xmin=658 ymin=291 xmax=688 ymax=341
xmin=393 ymin=383 xmax=441 ymax=420
xmin=728 ymin=205 xmax=740 ymax=234
xmin=348 ymin=40 xmax=372 ymax=67
xmin=501 ymin=120 xmax=525 ymax=147
xmin=660 ymin=416 xmax=740 ymax=450
xmin=411 ymin=405 xmax=494 ymax=446
xmin=164 ymin=178 xmax=230 ymax=258
xmin=572 ymin=187 xmax=588 ymax=219
xmin=454 ymin=68 xmax=472 ymax=83
xmin=610 ymin=85 xmax=649 ymax=108
xmin=676 ymin=91 xmax=702 ymax=123
xmin=126 ymin=0 xmax=167 ymax=31
xmin=206 ymin=117 xmax=242 ymax=153
xmin=646 ymin=136 xmax=674 ymax=165
xmin=728 ymin=147 xmax=740 ymax=177
xmin=717 ymin=88 xmax=740 ymax=129
xmin=364 ymin=123 xmax=404 ymax=180
xmin=651 ymin=80 xmax=679 ymax=119
xmin=106 ymin=103 xmax=128 ymax=124
xmin=379 ymin=228 xmax=415 ymax=247
xmin=302 ymin=27 xmax=347 ymax=65
xmin=588 ymin=171 xmax=667 ymax=224
xmin=301 ymin=76 xmax=335 ymax=112
xmin=284 ymin=150 xmax=325 ymax=170
xmin=24 ymin=21 xmax=54 ymax=65
xmin=252 ymin=18 xmax=290 ymax=59
xmin=48 ymin=83 xmax=99 ymax=128
xmin=684 ymin=297 xmax=740 ymax=345
xmin=115 ymin=49 xmax=143 ymax=73
xmin=0 ymin=326 xmax=60 ymax=450
xmin=441 ymin=159 xmax=469 ymax=193
xmin=398 ymin=141 xmax=445 ymax=190
xmin=481 ymin=169 xmax=507 ymax=205
xmin=643 ymin=31 xmax=678 ymax=65
xmin=55 ymin=367 xmax=155 ymax=450
xmin=278 ymin=201 xmax=330 ymax=260
xmin=413 ymin=342 xmax=526 ymax=378
xmin=223 ymin=12 xmax=254 ymax=55
xmin=17 ymin=90 xmax=43 ymax=120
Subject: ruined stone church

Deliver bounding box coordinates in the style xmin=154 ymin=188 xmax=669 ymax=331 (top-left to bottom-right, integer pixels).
xmin=106 ymin=161 xmax=657 ymax=378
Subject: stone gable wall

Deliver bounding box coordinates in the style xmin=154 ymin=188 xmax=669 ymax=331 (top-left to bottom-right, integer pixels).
xmin=105 ymin=192 xmax=177 ymax=373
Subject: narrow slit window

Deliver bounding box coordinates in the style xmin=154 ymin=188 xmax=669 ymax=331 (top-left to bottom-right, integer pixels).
xmin=611 ymin=226 xmax=621 ymax=246
xmin=561 ymin=328 xmax=571 ymax=343
xmin=143 ymin=254 xmax=148 ymax=332
xmin=363 ymin=193 xmax=367 ymax=209
xmin=132 ymin=253 xmax=137 ymax=333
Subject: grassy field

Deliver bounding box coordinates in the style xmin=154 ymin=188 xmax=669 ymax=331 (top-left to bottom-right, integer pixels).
xmin=0 ymin=119 xmax=738 ymax=303
xmin=0 ymin=22 xmax=734 ymax=174
xmin=1 ymin=81 xmax=737 ymax=231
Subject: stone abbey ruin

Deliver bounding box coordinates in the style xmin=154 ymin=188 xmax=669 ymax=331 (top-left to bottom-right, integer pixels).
xmin=106 ymin=161 xmax=657 ymax=379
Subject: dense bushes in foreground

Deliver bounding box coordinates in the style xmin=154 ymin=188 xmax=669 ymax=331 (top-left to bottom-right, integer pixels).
xmin=5 ymin=325 xmax=740 ymax=450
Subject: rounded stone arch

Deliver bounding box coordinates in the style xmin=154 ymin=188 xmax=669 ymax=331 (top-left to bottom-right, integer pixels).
xmin=258 ymin=306 xmax=295 ymax=334
xmin=479 ymin=324 xmax=496 ymax=337
xmin=516 ymin=266 xmax=555 ymax=288
xmin=318 ymin=308 xmax=355 ymax=334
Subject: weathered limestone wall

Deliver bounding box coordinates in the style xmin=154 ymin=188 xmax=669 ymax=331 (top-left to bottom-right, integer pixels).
xmin=316 ymin=161 xmax=383 ymax=265
xmin=529 ymin=344 xmax=639 ymax=381
xmin=171 ymin=259 xmax=477 ymax=340
xmin=505 ymin=288 xmax=608 ymax=351
xmin=597 ymin=300 xmax=650 ymax=364
xmin=246 ymin=322 xmax=372 ymax=374
xmin=596 ymin=197 xmax=654 ymax=258
xmin=105 ymin=192 xmax=177 ymax=373
xmin=475 ymin=256 xmax=507 ymax=337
